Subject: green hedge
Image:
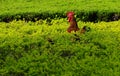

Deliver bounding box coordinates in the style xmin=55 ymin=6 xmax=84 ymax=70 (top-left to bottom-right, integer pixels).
xmin=0 ymin=11 xmax=119 ymax=22
xmin=0 ymin=20 xmax=120 ymax=75
xmin=0 ymin=0 xmax=120 ymax=22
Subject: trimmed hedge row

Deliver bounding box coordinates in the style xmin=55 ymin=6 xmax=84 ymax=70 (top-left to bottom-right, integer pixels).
xmin=0 ymin=20 xmax=120 ymax=76
xmin=0 ymin=11 xmax=119 ymax=22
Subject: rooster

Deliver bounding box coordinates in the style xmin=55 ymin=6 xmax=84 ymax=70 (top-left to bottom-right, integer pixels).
xmin=66 ymin=11 xmax=90 ymax=34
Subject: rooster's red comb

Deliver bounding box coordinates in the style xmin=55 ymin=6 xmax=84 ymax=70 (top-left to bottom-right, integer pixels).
xmin=66 ymin=11 xmax=75 ymax=16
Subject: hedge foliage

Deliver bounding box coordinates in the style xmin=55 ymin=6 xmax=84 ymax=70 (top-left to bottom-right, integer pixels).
xmin=0 ymin=0 xmax=120 ymax=22
xmin=0 ymin=19 xmax=120 ymax=75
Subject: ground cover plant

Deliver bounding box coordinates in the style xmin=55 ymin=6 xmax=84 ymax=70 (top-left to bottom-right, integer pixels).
xmin=0 ymin=19 xmax=120 ymax=76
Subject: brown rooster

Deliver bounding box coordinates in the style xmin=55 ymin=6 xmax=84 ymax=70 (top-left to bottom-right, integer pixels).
xmin=66 ymin=11 xmax=90 ymax=34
